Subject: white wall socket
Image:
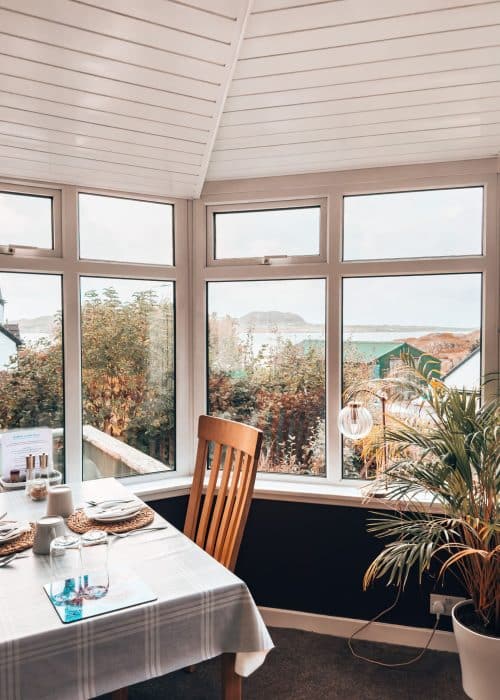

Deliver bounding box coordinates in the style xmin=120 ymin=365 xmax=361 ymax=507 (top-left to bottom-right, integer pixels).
xmin=430 ymin=593 xmax=465 ymax=616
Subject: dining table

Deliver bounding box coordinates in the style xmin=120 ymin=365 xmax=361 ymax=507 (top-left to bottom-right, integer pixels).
xmin=0 ymin=477 xmax=273 ymax=700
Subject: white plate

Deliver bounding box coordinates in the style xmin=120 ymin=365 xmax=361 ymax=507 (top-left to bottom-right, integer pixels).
xmin=85 ymin=504 xmax=142 ymax=522
xmin=0 ymin=526 xmax=25 ymax=543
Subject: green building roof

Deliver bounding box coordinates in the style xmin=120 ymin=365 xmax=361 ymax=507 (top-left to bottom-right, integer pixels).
xmin=345 ymin=341 xmax=406 ymax=362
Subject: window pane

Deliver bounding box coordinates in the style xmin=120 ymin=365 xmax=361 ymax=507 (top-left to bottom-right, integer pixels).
xmin=81 ymin=278 xmax=175 ymax=480
xmin=343 ymin=187 xmax=483 ymax=260
xmin=79 ymin=194 xmax=173 ymax=265
xmin=214 ymin=206 xmax=321 ymax=259
xmin=0 ymin=273 xmax=64 ymax=483
xmin=208 ymin=279 xmax=326 ymax=476
xmin=0 ymin=192 xmax=53 ymax=249
xmin=342 ymin=274 xmax=482 ymax=479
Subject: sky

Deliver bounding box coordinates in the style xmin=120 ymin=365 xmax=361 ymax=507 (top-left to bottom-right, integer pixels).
xmin=79 ymin=193 xmax=173 ymax=265
xmin=215 ymin=206 xmax=320 ymax=259
xmin=343 ymin=186 xmax=483 ymax=260
xmin=209 ymin=279 xmax=326 ymax=325
xmin=0 ymin=192 xmax=53 ymax=249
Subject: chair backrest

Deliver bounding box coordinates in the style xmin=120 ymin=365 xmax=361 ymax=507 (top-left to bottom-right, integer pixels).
xmin=184 ymin=415 xmax=263 ymax=571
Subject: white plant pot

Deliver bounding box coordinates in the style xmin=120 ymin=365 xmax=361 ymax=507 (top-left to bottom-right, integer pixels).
xmin=452 ymin=599 xmax=500 ymax=700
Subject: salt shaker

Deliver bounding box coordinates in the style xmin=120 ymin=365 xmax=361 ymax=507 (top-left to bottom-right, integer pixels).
xmin=25 ymin=454 xmax=35 ymax=497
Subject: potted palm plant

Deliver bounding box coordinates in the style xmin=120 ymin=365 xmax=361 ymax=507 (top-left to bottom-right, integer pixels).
xmin=348 ymin=357 xmax=499 ymax=700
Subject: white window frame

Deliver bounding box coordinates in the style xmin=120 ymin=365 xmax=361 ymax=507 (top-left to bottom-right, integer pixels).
xmin=197 ymin=164 xmax=499 ymax=488
xmin=207 ymin=197 xmax=327 ymax=267
xmin=0 ymin=182 xmax=62 ymax=258
xmin=0 ymin=159 xmax=497 ymax=495
xmin=0 ymin=181 xmax=192 ymax=485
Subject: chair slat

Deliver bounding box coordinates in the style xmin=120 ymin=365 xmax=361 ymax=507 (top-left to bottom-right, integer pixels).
xmin=195 ymin=441 xmax=222 ymax=549
xmin=183 ymin=437 xmax=208 ymax=541
xmin=213 ymin=449 xmax=243 ymax=565
xmin=205 ymin=446 xmax=235 ymax=556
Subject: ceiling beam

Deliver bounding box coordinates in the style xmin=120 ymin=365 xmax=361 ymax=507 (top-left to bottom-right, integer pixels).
xmin=194 ymin=0 xmax=253 ymax=198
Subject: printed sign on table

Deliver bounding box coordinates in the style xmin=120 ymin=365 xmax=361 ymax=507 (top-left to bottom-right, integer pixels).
xmin=0 ymin=427 xmax=53 ymax=479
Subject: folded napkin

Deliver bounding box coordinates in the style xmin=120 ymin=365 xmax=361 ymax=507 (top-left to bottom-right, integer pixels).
xmin=0 ymin=521 xmax=30 ymax=543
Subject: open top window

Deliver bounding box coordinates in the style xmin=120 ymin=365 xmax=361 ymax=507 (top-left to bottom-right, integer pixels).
xmin=0 ymin=186 xmax=61 ymax=257
xmin=208 ymin=199 xmax=326 ymax=265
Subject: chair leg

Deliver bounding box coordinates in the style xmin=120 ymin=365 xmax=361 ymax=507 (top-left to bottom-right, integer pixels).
xmin=221 ymin=653 xmax=242 ymax=700
xmin=111 ymin=689 xmax=128 ymax=700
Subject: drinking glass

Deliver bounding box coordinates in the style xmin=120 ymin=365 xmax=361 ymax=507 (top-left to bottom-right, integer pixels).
xmin=49 ymin=534 xmax=82 ymax=606
xmin=80 ymin=529 xmax=109 ymax=600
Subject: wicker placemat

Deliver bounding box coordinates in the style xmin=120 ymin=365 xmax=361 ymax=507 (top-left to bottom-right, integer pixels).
xmin=66 ymin=506 xmax=155 ymax=534
xmin=0 ymin=523 xmax=35 ymax=556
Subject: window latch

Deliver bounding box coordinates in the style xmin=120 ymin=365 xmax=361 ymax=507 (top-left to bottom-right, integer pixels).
xmin=0 ymin=245 xmax=15 ymax=255
xmin=261 ymin=255 xmax=289 ymax=265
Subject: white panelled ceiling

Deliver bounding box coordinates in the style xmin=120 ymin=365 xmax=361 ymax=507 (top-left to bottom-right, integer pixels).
xmin=0 ymin=0 xmax=251 ymax=198
xmin=0 ymin=0 xmax=499 ymax=195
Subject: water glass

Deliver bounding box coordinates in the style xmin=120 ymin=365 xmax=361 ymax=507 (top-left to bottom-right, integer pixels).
xmin=80 ymin=529 xmax=109 ymax=600
xmin=49 ymin=534 xmax=82 ymax=605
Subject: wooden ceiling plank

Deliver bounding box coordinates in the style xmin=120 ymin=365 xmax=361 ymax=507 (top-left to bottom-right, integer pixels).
xmin=0 ymin=88 xmax=208 ymax=144
xmin=241 ymin=3 xmax=500 ymax=58
xmin=220 ymin=79 xmax=500 ymax=124
xmin=0 ymin=72 xmax=212 ymax=132
xmin=0 ymin=54 xmax=214 ymax=117
xmin=225 ymin=65 xmax=500 ymax=111
xmin=0 ymin=143 xmax=200 ymax=183
xmin=0 ymin=120 xmax=203 ymax=166
xmin=0 ymin=134 xmax=200 ymax=174
xmin=235 ymin=25 xmax=500 ymax=79
xmin=0 ymin=34 xmax=219 ymax=110
xmin=0 ymin=105 xmax=206 ymax=156
xmin=247 ymin=0 xmax=490 ymax=36
xmin=217 ymin=96 xmax=500 ymax=138
xmin=0 ymin=1 xmax=229 ymax=67
xmin=209 ymin=124 xmax=500 ymax=164
xmin=231 ymin=47 xmax=500 ymax=95
xmin=0 ymin=8 xmax=218 ymax=99
xmin=0 ymin=155 xmax=198 ymax=197
xmin=215 ymin=109 xmax=500 ymax=149
xmin=81 ymin=0 xmax=239 ymax=43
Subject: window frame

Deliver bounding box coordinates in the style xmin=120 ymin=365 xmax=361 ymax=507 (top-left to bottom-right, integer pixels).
xmin=197 ymin=166 xmax=498 ymax=487
xmin=0 ymin=181 xmax=191 ymax=486
xmin=0 ymin=182 xmax=62 ymax=258
xmin=0 ymin=160 xmax=497 ymax=494
xmin=206 ymin=197 xmax=327 ymax=267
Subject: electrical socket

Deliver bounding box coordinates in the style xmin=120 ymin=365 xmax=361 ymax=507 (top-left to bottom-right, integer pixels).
xmin=430 ymin=593 xmax=465 ymax=616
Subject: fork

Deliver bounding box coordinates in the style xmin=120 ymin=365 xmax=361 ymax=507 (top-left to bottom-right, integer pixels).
xmin=86 ymin=499 xmax=136 ymax=508
xmin=109 ymin=526 xmax=168 ymax=539
xmin=0 ymin=553 xmax=21 ymax=567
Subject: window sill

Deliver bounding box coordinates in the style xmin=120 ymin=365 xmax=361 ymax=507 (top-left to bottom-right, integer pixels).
xmin=128 ymin=474 xmax=440 ymax=512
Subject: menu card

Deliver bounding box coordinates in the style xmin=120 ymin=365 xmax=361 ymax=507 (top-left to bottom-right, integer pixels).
xmin=0 ymin=427 xmax=53 ymax=479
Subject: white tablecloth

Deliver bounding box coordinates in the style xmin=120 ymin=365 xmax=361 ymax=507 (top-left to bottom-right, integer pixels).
xmin=0 ymin=479 xmax=273 ymax=700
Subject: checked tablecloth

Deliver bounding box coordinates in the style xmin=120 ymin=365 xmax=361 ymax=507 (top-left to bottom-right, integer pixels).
xmin=0 ymin=480 xmax=273 ymax=700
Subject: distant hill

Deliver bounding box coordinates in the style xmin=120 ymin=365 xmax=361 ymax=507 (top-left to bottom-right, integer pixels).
xmin=239 ymin=311 xmax=313 ymax=329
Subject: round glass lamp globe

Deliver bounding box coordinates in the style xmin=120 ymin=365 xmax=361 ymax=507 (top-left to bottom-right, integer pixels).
xmin=338 ymin=403 xmax=373 ymax=439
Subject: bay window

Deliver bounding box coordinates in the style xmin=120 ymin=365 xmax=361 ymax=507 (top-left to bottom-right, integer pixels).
xmin=0 ymin=161 xmax=498 ymax=493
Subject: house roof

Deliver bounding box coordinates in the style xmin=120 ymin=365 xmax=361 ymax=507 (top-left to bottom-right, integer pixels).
xmin=443 ymin=347 xmax=480 ymax=389
xmin=0 ymin=325 xmax=23 ymax=346
xmin=345 ymin=341 xmax=406 ymax=362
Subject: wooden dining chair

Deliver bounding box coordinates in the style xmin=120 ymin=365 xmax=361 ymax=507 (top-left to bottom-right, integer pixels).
xmin=111 ymin=416 xmax=262 ymax=700
xmin=184 ymin=414 xmax=263 ymax=572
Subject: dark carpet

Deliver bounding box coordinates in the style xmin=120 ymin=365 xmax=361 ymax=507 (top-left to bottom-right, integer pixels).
xmin=97 ymin=628 xmax=466 ymax=700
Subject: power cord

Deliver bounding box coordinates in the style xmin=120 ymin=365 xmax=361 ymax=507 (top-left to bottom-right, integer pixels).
xmin=348 ymin=588 xmax=442 ymax=668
